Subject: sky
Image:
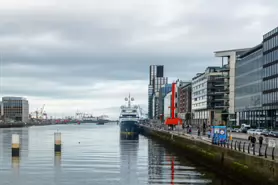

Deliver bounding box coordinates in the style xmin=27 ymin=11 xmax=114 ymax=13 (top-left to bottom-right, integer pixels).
xmin=0 ymin=0 xmax=278 ymax=119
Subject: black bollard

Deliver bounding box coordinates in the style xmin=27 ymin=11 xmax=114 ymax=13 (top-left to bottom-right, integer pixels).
xmin=265 ymin=145 xmax=268 ymax=158
xmin=272 ymin=147 xmax=275 ymax=160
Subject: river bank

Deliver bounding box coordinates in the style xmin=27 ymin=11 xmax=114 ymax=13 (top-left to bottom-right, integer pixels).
xmin=139 ymin=124 xmax=278 ymax=185
xmin=0 ymin=122 xmax=65 ymax=128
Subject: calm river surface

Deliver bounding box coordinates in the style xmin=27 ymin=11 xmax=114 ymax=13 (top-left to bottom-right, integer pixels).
xmin=0 ymin=123 xmax=236 ymax=185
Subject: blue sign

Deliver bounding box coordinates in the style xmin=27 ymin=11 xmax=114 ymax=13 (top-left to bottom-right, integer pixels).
xmin=211 ymin=126 xmax=227 ymax=144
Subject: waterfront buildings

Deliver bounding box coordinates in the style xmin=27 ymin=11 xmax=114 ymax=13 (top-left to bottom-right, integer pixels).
xmin=163 ymin=91 xmax=172 ymax=121
xmin=235 ymin=44 xmax=263 ymax=127
xmin=262 ymin=27 xmax=278 ymax=129
xmin=158 ymin=84 xmax=172 ymax=121
xmin=148 ymin=26 xmax=278 ymax=129
xmin=148 ymin=65 xmax=168 ymax=119
xmin=2 ymin=97 xmax=29 ymax=122
xmin=233 ymin=26 xmax=278 ymax=129
xmin=177 ymin=81 xmax=192 ymax=124
xmin=192 ymin=67 xmax=228 ymax=126
xmin=214 ymin=48 xmax=250 ymax=126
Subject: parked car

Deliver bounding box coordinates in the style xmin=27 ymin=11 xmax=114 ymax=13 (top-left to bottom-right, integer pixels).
xmin=269 ymin=131 xmax=278 ymax=138
xmin=247 ymin=129 xmax=256 ymax=135
xmin=233 ymin=128 xmax=240 ymax=132
xmin=254 ymin=129 xmax=263 ymax=135
xmin=261 ymin=131 xmax=269 ymax=136
xmin=241 ymin=127 xmax=248 ymax=133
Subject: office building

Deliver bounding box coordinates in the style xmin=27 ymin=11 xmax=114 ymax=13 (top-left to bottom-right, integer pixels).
xmin=177 ymin=82 xmax=192 ymax=123
xmin=164 ymin=91 xmax=172 ymax=120
xmin=235 ymin=44 xmax=263 ymax=127
xmin=214 ymin=48 xmax=250 ymax=126
xmin=262 ymin=27 xmax=278 ymax=129
xmin=192 ymin=67 xmax=228 ymax=126
xmin=148 ymin=65 xmax=168 ymax=119
xmin=2 ymin=97 xmax=29 ymax=122
xmin=158 ymin=84 xmax=172 ymax=120
xmin=176 ymin=80 xmax=191 ymax=113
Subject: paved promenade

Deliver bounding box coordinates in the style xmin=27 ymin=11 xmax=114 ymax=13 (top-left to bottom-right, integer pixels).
xmin=145 ymin=123 xmax=278 ymax=159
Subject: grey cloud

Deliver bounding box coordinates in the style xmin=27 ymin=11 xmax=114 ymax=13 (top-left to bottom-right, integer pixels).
xmin=1 ymin=0 xmax=278 ymax=103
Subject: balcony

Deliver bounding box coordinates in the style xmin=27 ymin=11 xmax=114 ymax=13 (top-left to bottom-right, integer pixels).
xmin=215 ymin=91 xmax=225 ymax=94
xmin=216 ymin=74 xmax=230 ymax=79
xmin=214 ymin=95 xmax=229 ymax=100
xmin=219 ymin=64 xmax=229 ymax=71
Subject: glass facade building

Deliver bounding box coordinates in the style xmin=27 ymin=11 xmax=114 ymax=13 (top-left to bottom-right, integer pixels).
xmin=234 ymin=26 xmax=278 ymax=129
xmin=148 ymin=65 xmax=168 ymax=119
xmin=262 ymin=27 xmax=278 ymax=129
xmin=235 ymin=44 xmax=263 ymax=127
xmin=2 ymin=97 xmax=29 ymax=122
xmin=158 ymin=84 xmax=172 ymax=118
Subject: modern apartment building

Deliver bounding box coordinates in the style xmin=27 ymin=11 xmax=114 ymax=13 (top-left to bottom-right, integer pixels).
xmin=177 ymin=82 xmax=192 ymax=122
xmin=235 ymin=44 xmax=263 ymax=127
xmin=192 ymin=67 xmax=228 ymax=126
xmin=148 ymin=65 xmax=168 ymax=119
xmin=214 ymin=48 xmax=250 ymax=126
xmin=262 ymin=27 xmax=278 ymax=129
xmin=2 ymin=97 xmax=29 ymax=122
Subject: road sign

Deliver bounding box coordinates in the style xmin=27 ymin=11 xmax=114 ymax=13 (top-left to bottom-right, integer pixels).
xmin=268 ymin=139 xmax=276 ymax=148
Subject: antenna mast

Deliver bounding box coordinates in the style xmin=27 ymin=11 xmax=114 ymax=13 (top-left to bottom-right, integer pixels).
xmin=128 ymin=93 xmax=131 ymax=107
xmin=125 ymin=93 xmax=134 ymax=108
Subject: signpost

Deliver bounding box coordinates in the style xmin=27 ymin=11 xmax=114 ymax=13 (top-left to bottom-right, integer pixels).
xmin=211 ymin=126 xmax=227 ymax=144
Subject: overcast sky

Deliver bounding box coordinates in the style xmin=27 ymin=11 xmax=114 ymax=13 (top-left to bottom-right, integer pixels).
xmin=0 ymin=0 xmax=277 ymax=119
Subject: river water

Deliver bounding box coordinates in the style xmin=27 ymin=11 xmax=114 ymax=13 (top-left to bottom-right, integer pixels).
xmin=0 ymin=123 xmax=236 ymax=185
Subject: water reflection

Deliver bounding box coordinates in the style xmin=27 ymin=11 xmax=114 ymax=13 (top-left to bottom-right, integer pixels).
xmin=148 ymin=139 xmax=213 ymax=185
xmin=119 ymin=133 xmax=139 ymax=185
xmin=54 ymin=152 xmax=62 ymax=167
xmin=11 ymin=156 xmax=20 ymax=174
xmin=0 ymin=124 xmax=237 ymax=185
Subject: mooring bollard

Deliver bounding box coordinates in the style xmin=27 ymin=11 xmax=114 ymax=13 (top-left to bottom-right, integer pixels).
xmin=54 ymin=132 xmax=62 ymax=152
xmin=12 ymin=134 xmax=20 ymax=157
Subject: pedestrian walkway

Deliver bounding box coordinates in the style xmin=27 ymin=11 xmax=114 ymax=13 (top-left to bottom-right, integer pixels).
xmin=144 ymin=124 xmax=277 ymax=160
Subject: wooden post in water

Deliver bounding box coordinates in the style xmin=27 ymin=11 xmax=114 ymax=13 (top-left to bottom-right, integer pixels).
xmin=11 ymin=134 xmax=20 ymax=157
xmin=54 ymin=132 xmax=62 ymax=152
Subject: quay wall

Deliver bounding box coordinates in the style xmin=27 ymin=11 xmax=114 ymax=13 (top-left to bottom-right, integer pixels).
xmin=0 ymin=122 xmax=60 ymax=128
xmin=139 ymin=125 xmax=278 ymax=185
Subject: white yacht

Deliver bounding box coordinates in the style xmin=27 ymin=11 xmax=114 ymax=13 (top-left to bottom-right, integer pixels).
xmin=119 ymin=94 xmax=140 ymax=134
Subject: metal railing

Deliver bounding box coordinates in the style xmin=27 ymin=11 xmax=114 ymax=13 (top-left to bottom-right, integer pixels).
xmin=141 ymin=122 xmax=277 ymax=161
xmin=212 ymin=137 xmax=276 ymax=160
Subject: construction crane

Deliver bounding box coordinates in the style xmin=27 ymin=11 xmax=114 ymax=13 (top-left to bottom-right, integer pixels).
xmin=40 ymin=104 xmax=45 ymax=119
xmin=32 ymin=104 xmax=47 ymax=120
xmin=43 ymin=111 xmax=48 ymax=120
xmin=165 ymin=82 xmax=182 ymax=130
